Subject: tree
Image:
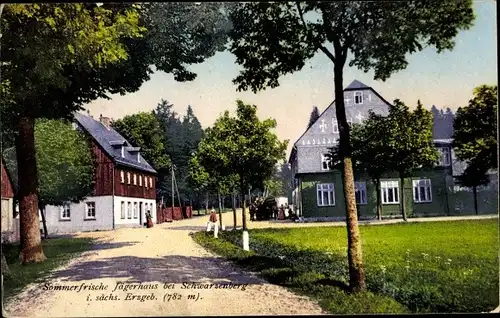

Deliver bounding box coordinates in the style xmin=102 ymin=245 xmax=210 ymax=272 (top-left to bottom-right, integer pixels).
xmin=0 ymin=3 xmax=145 ymax=264
xmin=3 ymin=119 xmax=94 ymax=237
xmin=1 ymin=3 xmax=234 ymax=264
xmin=452 ymin=85 xmax=498 ymax=172
xmin=111 ymin=112 xmax=171 ymax=172
xmin=196 ymin=100 xmax=288 ymax=250
xmin=452 ymin=85 xmax=497 ymax=215
xmin=227 ymin=0 xmax=474 ymax=292
xmin=384 ymin=100 xmax=440 ymax=220
xmin=307 ymin=106 xmax=321 ymax=129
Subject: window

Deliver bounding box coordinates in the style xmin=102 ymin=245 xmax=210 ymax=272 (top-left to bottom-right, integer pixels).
xmin=121 ymin=201 xmax=125 ymax=219
xmin=355 ymin=182 xmax=367 ymax=205
xmin=127 ymin=202 xmax=132 ymax=219
xmin=321 ymin=154 xmax=332 ymax=170
xmin=436 ymin=147 xmax=451 ymax=166
xmin=354 ymin=91 xmax=363 ymax=104
xmin=381 ymin=181 xmax=399 ymax=204
xmin=133 ymin=202 xmax=138 ymax=219
xmin=85 ymin=202 xmax=96 ymax=219
xmin=145 ymin=177 xmax=148 ymax=188
xmin=120 ymin=171 xmax=124 ymax=183
xmin=139 ymin=202 xmax=143 ymax=219
xmin=317 ymin=183 xmax=335 ymax=206
xmin=413 ymin=179 xmax=432 ymax=203
xmin=60 ymin=203 xmax=71 ymax=220
xmin=332 ymin=118 xmax=339 ymax=133
xmin=139 ymin=175 xmax=142 ymax=187
xmin=133 ymin=174 xmax=137 ymax=185
xmin=149 ymin=177 xmax=153 ymax=188
xmin=127 ymin=172 xmax=131 ymax=184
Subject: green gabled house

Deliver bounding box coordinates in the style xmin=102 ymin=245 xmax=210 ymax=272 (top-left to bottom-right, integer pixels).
xmin=288 ymin=80 xmax=498 ymax=220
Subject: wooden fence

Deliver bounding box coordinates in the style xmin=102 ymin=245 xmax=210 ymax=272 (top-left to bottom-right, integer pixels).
xmin=156 ymin=205 xmax=193 ymax=224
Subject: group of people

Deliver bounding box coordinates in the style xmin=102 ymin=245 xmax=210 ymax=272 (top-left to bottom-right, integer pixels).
xmin=248 ymin=202 xmax=297 ymax=221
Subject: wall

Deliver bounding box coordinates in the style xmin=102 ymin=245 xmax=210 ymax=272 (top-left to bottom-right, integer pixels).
xmin=298 ymin=168 xmax=477 ymax=219
xmin=1 ymin=197 xmax=15 ymax=242
xmin=114 ymin=196 xmax=156 ymax=228
xmin=91 ymin=142 xmax=115 ymax=196
xmin=1 ymin=162 xmax=14 ymax=198
xmin=114 ymin=167 xmax=156 ymax=200
xmin=43 ymin=196 xmax=114 ymax=234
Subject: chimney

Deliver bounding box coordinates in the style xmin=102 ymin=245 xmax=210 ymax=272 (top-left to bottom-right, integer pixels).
xmin=99 ymin=114 xmax=111 ymax=130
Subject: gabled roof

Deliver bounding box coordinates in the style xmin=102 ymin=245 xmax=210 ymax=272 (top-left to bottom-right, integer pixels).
xmin=344 ymin=79 xmax=370 ymax=91
xmin=74 ymin=112 xmax=157 ymax=174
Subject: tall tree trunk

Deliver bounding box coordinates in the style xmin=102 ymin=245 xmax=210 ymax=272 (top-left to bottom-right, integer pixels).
xmin=333 ymin=55 xmax=365 ymax=293
xmin=374 ymin=179 xmax=383 ymax=220
xmin=205 ymin=193 xmax=209 ymax=214
xmin=39 ymin=202 xmax=48 ymax=239
xmin=232 ymin=190 xmax=237 ymax=229
xmin=15 ymin=116 xmax=46 ymax=264
xmin=400 ymin=174 xmax=407 ymax=221
xmin=218 ymin=189 xmax=223 ymax=229
xmin=473 ymin=186 xmax=478 ymax=215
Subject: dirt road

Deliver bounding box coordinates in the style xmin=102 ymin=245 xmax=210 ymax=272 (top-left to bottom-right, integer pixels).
xmin=4 ymin=213 xmax=326 ymax=317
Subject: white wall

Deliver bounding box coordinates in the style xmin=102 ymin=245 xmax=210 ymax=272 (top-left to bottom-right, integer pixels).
xmin=43 ymin=196 xmax=114 ymax=234
xmin=1 ymin=197 xmax=16 ymax=242
xmin=114 ymin=196 xmax=156 ymax=227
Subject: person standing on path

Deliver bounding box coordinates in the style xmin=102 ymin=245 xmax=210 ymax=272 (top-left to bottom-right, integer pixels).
xmin=207 ymin=208 xmax=219 ymax=235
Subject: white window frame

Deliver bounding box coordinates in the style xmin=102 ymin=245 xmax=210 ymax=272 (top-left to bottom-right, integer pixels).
xmin=127 ymin=202 xmax=132 ymax=219
xmin=321 ymin=154 xmax=331 ymax=171
xmin=133 ymin=174 xmax=137 ymax=185
xmin=332 ymin=118 xmax=339 ymax=133
xmin=354 ymin=91 xmax=363 ymax=104
xmin=60 ymin=203 xmax=71 ymax=220
xmin=413 ymin=179 xmax=432 ymax=203
xmin=120 ymin=201 xmax=125 ymax=219
xmin=133 ymin=202 xmax=138 ymax=219
xmin=127 ymin=172 xmax=131 ymax=184
xmin=380 ymin=181 xmax=400 ymax=204
xmin=85 ymin=202 xmax=96 ymax=219
xmin=436 ymin=147 xmax=451 ymax=166
xmin=317 ymin=183 xmax=335 ymax=206
xmin=149 ymin=177 xmax=153 ymax=188
xmin=139 ymin=175 xmax=142 ymax=187
xmin=355 ymin=182 xmax=368 ymax=205
xmin=120 ymin=171 xmax=124 ymax=183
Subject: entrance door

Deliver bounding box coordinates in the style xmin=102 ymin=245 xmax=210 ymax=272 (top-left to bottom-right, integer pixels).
xmin=139 ymin=202 xmax=143 ymax=226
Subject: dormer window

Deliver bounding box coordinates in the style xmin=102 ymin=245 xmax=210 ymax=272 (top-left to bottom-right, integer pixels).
xmin=321 ymin=154 xmax=332 ymax=171
xmin=347 ymin=117 xmax=353 ymax=127
xmin=121 ymin=146 xmax=125 ymax=158
xmin=354 ymin=91 xmax=363 ymax=104
xmin=137 ymin=153 xmax=141 ymax=163
xmin=436 ymin=147 xmax=451 ymax=166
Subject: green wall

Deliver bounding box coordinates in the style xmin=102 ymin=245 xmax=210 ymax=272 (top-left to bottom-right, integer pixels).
xmin=298 ymin=168 xmax=497 ymax=218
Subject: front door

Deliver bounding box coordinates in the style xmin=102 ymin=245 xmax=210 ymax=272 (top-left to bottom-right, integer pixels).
xmin=139 ymin=202 xmax=143 ymax=226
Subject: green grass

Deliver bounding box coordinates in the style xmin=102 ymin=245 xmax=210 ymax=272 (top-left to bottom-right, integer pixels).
xmin=193 ymin=219 xmax=499 ymax=314
xmin=2 ymin=237 xmax=94 ymax=300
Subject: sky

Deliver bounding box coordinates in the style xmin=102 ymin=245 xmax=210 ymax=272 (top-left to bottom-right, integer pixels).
xmin=86 ymin=1 xmax=497 ymax=160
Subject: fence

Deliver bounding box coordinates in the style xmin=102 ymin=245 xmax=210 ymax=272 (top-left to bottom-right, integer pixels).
xmin=156 ymin=205 xmax=193 ymax=224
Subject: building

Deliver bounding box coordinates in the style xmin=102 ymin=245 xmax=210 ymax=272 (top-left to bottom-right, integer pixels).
xmin=289 ymin=80 xmax=498 ymax=220
xmin=42 ymin=112 xmax=157 ymax=234
xmin=1 ymin=156 xmax=17 ymax=242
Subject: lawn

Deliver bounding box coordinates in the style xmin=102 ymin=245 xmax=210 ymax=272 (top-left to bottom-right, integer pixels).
xmin=2 ymin=237 xmax=94 ymax=301
xmin=193 ymin=219 xmax=499 ymax=314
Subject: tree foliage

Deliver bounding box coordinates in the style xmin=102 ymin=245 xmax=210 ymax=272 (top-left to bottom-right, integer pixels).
xmin=307 ymin=106 xmax=321 ymax=129
xmin=196 ymin=100 xmax=288 ymax=231
xmin=111 ymin=112 xmax=171 ymax=172
xmin=452 ymin=85 xmax=498 ymax=171
xmin=2 ymin=119 xmax=94 ymax=205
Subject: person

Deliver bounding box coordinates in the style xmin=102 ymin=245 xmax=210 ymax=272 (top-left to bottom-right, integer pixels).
xmin=278 ymin=204 xmax=285 ymax=220
xmin=249 ymin=204 xmax=256 ymax=221
xmin=284 ymin=204 xmax=289 ymax=219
